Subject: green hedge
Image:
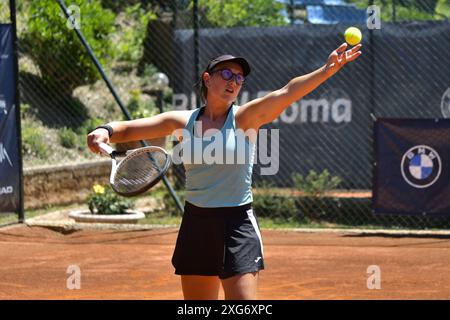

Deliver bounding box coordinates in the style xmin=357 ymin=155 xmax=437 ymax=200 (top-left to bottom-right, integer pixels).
xmin=253 ymin=192 xmax=450 ymax=229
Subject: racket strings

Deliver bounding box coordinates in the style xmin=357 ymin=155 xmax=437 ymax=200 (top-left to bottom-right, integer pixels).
xmin=113 ymin=150 xmax=168 ymax=194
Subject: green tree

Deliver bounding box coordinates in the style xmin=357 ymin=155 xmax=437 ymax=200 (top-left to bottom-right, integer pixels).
xmin=0 ymin=2 xmax=10 ymax=23
xmin=113 ymin=3 xmax=157 ymax=64
xmin=101 ymin=0 xmax=175 ymax=13
xmin=194 ymin=0 xmax=288 ymax=28
xmin=22 ymin=0 xmax=116 ymax=95
xmin=436 ymin=0 xmax=450 ymax=17
xmin=348 ymin=0 xmax=449 ymax=21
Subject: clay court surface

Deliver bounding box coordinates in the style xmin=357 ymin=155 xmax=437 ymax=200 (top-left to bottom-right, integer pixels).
xmin=1 ymin=225 xmax=450 ymax=300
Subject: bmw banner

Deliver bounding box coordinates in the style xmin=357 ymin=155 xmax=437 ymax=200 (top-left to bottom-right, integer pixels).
xmin=373 ymin=118 xmax=450 ymax=216
xmin=0 ymin=24 xmax=21 ymax=214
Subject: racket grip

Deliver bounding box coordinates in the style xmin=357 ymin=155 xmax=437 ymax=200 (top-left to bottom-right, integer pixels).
xmin=98 ymin=142 xmax=114 ymax=155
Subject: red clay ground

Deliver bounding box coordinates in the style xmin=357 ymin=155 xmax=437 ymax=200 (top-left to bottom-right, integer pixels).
xmin=0 ymin=225 xmax=449 ymax=300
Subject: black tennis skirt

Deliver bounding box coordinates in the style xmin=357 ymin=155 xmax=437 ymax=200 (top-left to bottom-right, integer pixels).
xmin=171 ymin=201 xmax=264 ymax=279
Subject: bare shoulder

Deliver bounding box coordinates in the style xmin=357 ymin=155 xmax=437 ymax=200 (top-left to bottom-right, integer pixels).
xmin=234 ymin=104 xmax=247 ymax=126
xmin=234 ymin=103 xmax=260 ymax=132
xmin=234 ymin=105 xmax=258 ymax=144
xmin=166 ymin=109 xmax=196 ymax=141
xmin=164 ymin=109 xmax=195 ymax=129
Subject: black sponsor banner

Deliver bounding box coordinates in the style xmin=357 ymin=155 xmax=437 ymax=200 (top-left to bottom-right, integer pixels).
xmin=373 ymin=22 xmax=450 ymax=119
xmin=0 ymin=24 xmax=20 ymax=213
xmin=373 ymin=118 xmax=450 ymax=216
xmin=172 ymin=24 xmax=372 ymax=188
xmin=170 ymin=22 xmax=450 ymax=188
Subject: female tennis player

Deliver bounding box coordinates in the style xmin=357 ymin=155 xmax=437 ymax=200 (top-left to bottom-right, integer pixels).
xmin=87 ymin=42 xmax=362 ymax=300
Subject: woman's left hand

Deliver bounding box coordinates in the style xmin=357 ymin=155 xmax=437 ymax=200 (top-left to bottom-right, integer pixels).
xmin=324 ymin=43 xmax=362 ymax=77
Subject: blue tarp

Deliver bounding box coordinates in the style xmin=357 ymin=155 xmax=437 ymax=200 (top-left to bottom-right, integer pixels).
xmin=276 ymin=1 xmax=367 ymax=24
xmin=306 ymin=5 xmax=367 ymax=24
xmin=276 ymin=0 xmax=346 ymax=5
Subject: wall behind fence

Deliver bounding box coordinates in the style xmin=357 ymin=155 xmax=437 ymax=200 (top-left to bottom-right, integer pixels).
xmin=23 ymin=160 xmax=110 ymax=209
xmin=152 ymin=21 xmax=450 ymax=189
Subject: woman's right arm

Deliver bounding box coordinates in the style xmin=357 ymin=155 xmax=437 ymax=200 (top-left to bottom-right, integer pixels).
xmin=87 ymin=110 xmax=189 ymax=153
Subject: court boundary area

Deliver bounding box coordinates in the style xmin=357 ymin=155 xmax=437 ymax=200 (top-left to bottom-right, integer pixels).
xmin=9 ymin=208 xmax=450 ymax=237
xmin=1 ymin=223 xmax=450 ymax=300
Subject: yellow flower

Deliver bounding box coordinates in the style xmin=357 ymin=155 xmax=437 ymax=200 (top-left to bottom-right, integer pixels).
xmin=93 ymin=184 xmax=105 ymax=194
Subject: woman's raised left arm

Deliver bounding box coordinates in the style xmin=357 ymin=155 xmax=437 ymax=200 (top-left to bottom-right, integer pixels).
xmin=236 ymin=43 xmax=362 ymax=131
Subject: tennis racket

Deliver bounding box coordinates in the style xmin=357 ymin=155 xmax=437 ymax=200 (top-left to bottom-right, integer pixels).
xmin=98 ymin=142 xmax=171 ymax=197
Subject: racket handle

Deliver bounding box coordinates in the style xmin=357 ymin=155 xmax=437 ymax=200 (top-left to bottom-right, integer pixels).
xmin=98 ymin=142 xmax=114 ymax=155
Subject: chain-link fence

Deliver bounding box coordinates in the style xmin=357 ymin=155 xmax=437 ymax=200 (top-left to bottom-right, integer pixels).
xmin=2 ymin=0 xmax=450 ymax=229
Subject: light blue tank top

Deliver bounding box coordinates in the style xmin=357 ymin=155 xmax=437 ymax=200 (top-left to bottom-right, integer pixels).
xmin=181 ymin=104 xmax=255 ymax=208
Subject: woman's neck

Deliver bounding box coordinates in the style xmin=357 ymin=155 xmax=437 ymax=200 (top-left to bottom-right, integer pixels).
xmin=203 ymin=100 xmax=232 ymax=121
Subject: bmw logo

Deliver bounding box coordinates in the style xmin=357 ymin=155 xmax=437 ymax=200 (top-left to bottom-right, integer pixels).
xmin=441 ymin=87 xmax=450 ymax=118
xmin=401 ymin=145 xmax=442 ymax=188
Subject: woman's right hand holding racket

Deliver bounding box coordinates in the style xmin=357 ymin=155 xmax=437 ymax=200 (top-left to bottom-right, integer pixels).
xmin=87 ymin=128 xmax=110 ymax=154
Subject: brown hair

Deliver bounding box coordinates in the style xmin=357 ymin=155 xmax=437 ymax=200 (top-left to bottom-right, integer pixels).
xmin=195 ymin=71 xmax=208 ymax=105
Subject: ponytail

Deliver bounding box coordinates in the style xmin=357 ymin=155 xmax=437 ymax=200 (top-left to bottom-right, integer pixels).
xmin=195 ymin=72 xmax=208 ymax=105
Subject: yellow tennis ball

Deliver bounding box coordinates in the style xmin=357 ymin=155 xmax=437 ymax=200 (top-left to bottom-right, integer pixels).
xmin=344 ymin=27 xmax=362 ymax=46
